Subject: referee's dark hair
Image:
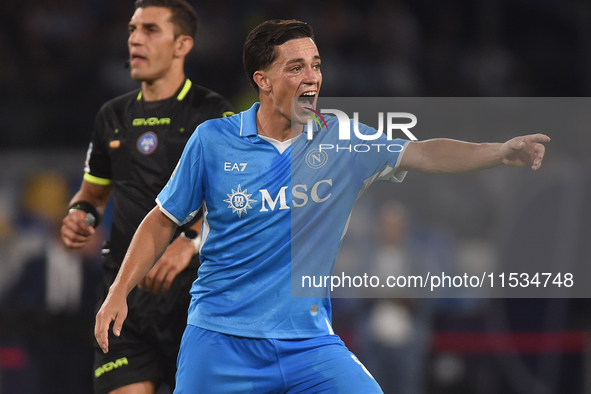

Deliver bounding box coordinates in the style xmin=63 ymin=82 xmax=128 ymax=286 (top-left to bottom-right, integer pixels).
xmin=243 ymin=20 xmax=315 ymax=92
xmin=135 ymin=0 xmax=198 ymax=39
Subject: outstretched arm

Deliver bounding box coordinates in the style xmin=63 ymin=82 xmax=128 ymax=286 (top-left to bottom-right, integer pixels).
xmin=94 ymin=206 xmax=177 ymax=354
xmin=399 ymin=134 xmax=550 ymax=174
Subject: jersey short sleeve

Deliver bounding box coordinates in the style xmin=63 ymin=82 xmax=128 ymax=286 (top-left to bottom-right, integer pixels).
xmin=156 ymin=126 xmax=205 ymax=226
xmin=83 ymin=104 xmax=114 ymax=185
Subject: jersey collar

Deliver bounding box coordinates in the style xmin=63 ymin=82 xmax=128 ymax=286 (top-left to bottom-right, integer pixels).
xmin=239 ymin=102 xmax=321 ymax=138
xmin=136 ymin=78 xmax=192 ymax=101
xmin=239 ymin=102 xmax=260 ymax=137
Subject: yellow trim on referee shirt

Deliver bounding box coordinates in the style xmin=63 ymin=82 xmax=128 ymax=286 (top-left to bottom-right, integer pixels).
xmin=136 ymin=79 xmax=190 ymax=101
xmin=83 ymin=173 xmax=112 ymax=186
xmin=177 ymin=79 xmax=192 ymax=101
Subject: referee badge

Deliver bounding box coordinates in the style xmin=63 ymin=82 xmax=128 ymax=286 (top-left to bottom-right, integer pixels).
xmin=137 ymin=132 xmax=158 ymax=154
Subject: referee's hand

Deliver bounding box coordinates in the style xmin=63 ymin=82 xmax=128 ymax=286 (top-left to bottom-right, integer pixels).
xmin=95 ymin=289 xmax=128 ymax=354
xmin=61 ymin=209 xmax=95 ymax=248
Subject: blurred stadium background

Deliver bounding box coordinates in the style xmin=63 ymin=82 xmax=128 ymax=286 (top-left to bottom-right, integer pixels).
xmin=1 ymin=0 xmax=591 ymax=393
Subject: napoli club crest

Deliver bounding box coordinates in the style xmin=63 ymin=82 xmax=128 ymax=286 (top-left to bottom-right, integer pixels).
xmin=137 ymin=132 xmax=158 ymax=155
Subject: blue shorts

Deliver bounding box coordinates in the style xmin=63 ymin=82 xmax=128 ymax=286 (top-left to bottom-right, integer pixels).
xmin=174 ymin=325 xmax=383 ymax=394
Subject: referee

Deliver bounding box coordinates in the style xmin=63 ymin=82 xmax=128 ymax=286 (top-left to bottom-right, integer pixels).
xmin=61 ymin=1 xmax=231 ymax=393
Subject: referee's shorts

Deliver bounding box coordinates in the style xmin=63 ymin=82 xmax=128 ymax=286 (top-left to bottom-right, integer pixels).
xmin=93 ymin=253 xmax=198 ymax=394
xmin=174 ymin=325 xmax=384 ymax=394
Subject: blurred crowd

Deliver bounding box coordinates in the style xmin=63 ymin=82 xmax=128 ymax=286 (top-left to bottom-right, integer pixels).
xmin=0 ymin=166 xmax=106 ymax=393
xmin=2 ymin=0 xmax=591 ymax=393
xmin=1 ymin=0 xmax=591 ymax=150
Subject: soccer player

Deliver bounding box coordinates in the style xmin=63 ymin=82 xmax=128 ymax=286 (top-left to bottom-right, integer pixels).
xmin=60 ymin=1 xmax=232 ymax=393
xmin=95 ymin=20 xmax=549 ymax=393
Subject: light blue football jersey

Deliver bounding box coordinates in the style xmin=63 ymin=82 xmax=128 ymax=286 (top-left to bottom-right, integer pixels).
xmin=156 ymin=103 xmax=409 ymax=339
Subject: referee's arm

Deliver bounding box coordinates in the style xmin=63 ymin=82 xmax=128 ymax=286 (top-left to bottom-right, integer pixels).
xmin=61 ymin=180 xmax=112 ymax=248
xmin=95 ymin=206 xmax=177 ymax=354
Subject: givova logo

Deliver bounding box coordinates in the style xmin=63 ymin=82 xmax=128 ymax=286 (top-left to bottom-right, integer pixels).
xmin=95 ymin=357 xmax=129 ymax=378
xmin=132 ymin=117 xmax=171 ymax=126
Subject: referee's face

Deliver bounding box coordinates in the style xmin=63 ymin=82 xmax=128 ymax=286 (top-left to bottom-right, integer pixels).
xmin=128 ymin=7 xmax=179 ymax=83
xmin=263 ymin=37 xmax=322 ymax=126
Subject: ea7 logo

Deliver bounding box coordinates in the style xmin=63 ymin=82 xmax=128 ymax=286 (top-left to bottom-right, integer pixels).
xmin=306 ymin=110 xmax=417 ymax=141
xmin=259 ymin=179 xmax=332 ymax=212
xmin=224 ymin=162 xmax=248 ymax=172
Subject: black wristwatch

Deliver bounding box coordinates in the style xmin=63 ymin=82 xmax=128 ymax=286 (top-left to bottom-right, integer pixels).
xmin=181 ymin=229 xmax=199 ymax=240
xmin=181 ymin=229 xmax=201 ymax=254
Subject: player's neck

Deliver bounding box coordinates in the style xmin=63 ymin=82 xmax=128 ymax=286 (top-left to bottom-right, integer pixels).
xmin=141 ymin=71 xmax=186 ymax=102
xmin=256 ymin=103 xmax=303 ymax=142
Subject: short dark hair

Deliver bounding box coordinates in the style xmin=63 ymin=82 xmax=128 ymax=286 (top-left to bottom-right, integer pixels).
xmin=135 ymin=0 xmax=198 ymax=39
xmin=243 ymin=20 xmax=315 ymax=91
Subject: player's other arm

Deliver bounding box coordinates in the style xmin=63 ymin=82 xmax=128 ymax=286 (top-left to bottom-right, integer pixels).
xmin=398 ymin=134 xmax=550 ymax=174
xmin=138 ymin=216 xmax=202 ymax=294
xmin=95 ymin=206 xmax=177 ymax=353
xmin=61 ymin=180 xmax=112 ymax=248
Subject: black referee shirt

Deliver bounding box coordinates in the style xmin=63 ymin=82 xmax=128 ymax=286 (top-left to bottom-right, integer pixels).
xmin=83 ymin=79 xmax=232 ymax=268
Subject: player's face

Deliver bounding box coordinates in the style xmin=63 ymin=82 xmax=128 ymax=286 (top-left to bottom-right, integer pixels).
xmin=265 ymin=37 xmax=322 ymax=125
xmin=127 ymin=7 xmax=179 ymax=83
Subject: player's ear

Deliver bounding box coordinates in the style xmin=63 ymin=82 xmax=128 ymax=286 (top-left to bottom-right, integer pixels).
xmin=253 ymin=70 xmax=271 ymax=93
xmin=174 ymin=35 xmax=194 ymax=58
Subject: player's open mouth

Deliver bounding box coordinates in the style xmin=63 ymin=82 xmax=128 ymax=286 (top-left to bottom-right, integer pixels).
xmin=297 ymin=92 xmax=316 ymax=110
